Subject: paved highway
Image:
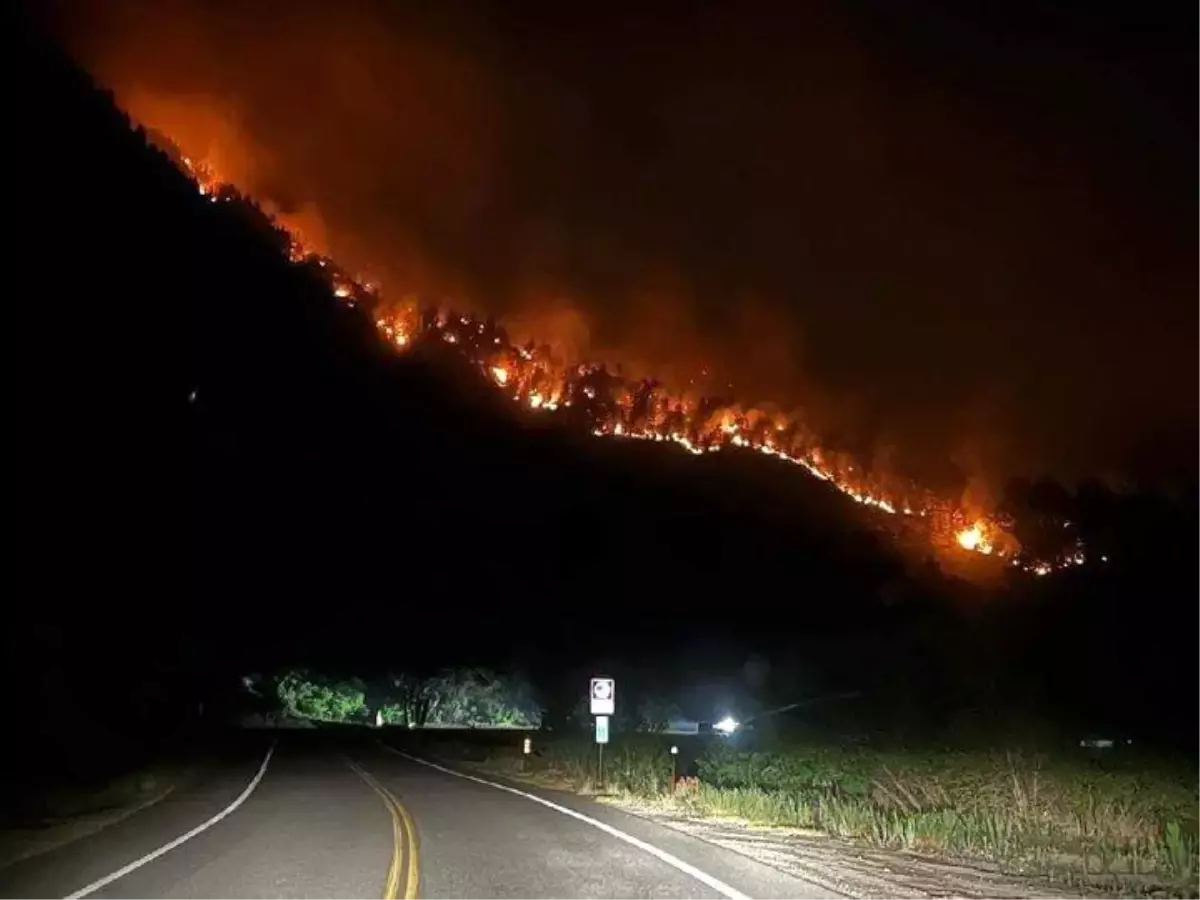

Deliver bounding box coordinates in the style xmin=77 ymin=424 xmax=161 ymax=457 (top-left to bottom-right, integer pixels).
xmin=0 ymin=731 xmax=835 ymax=899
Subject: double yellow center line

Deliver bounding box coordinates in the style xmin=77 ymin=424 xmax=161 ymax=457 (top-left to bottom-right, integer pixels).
xmin=346 ymin=758 xmax=420 ymax=899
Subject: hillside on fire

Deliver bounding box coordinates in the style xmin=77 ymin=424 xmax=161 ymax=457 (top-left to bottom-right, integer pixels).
xmin=5 ymin=16 xmax=1197 ymax=801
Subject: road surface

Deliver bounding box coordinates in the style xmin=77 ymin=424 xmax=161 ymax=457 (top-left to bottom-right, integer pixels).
xmin=0 ymin=730 xmax=835 ymax=899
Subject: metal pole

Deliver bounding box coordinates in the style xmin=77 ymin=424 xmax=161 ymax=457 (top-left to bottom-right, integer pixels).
xmin=597 ymin=742 xmax=604 ymax=792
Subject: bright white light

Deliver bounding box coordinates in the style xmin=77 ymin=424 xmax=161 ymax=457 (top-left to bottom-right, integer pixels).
xmin=670 ymin=745 xmax=679 ymax=755
xmin=714 ymin=717 xmax=739 ymax=734
xmin=523 ymin=737 xmax=532 ymax=755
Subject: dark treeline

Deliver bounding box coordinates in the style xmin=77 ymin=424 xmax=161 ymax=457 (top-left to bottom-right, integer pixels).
xmin=5 ymin=17 xmax=1195 ymax=808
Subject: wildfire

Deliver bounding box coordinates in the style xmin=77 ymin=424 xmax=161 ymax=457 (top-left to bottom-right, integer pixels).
xmin=164 ymin=139 xmax=1090 ymax=578
xmin=955 ymin=522 xmax=993 ymax=555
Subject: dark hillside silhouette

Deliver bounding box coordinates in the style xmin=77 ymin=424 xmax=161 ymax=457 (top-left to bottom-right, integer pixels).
xmin=4 ymin=18 xmax=1195 ymax=816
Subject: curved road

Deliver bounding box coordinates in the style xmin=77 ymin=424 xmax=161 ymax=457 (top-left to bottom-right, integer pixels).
xmin=0 ymin=731 xmax=834 ymax=899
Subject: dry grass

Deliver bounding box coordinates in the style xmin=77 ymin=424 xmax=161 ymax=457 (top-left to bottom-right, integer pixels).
xmin=432 ymin=733 xmax=1198 ymax=897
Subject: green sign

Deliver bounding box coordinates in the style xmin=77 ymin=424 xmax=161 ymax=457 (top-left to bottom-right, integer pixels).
xmin=595 ymin=715 xmax=610 ymax=744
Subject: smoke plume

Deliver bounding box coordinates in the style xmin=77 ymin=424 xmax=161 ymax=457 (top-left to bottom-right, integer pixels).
xmin=50 ymin=0 xmax=1196 ymax=489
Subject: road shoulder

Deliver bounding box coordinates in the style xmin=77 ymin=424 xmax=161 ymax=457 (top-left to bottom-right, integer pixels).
xmin=404 ymin=745 xmax=1087 ymax=900
xmin=0 ymin=736 xmax=270 ymax=900
xmin=604 ymin=797 xmax=1085 ymax=900
xmin=381 ymin=744 xmax=837 ymax=899
xmin=0 ymin=772 xmax=181 ymax=871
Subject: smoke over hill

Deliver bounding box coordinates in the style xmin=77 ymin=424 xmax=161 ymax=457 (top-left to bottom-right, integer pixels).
xmin=50 ymin=0 xmax=1196 ymax=491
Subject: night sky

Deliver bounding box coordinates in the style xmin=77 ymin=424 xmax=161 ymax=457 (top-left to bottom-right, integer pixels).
xmin=49 ymin=0 xmax=1196 ymax=491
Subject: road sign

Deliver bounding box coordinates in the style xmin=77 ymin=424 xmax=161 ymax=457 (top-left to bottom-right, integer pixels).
xmin=595 ymin=714 xmax=610 ymax=744
xmin=590 ymin=677 xmax=615 ymax=715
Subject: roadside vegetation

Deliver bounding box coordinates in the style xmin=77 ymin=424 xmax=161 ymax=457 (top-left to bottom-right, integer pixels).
xmin=0 ymin=765 xmax=183 ymax=869
xmin=256 ymin=668 xmax=541 ymax=728
xmin=426 ymin=731 xmax=1199 ymax=897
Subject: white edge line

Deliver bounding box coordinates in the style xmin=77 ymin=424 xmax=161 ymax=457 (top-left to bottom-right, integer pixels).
xmin=379 ymin=743 xmax=750 ymax=900
xmin=64 ymin=740 xmax=277 ymax=900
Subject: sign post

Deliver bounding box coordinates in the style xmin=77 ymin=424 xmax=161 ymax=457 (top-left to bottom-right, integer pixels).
xmin=590 ymin=677 xmax=615 ymax=791
xmin=595 ymin=714 xmax=609 ymax=788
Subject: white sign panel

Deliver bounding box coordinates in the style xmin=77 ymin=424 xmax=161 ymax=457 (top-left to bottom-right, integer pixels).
xmin=595 ymin=714 xmax=610 ymax=744
xmin=589 ymin=677 xmax=615 ymax=715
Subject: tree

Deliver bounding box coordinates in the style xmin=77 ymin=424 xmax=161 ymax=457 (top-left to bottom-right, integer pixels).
xmin=275 ymin=670 xmax=366 ymax=722
xmin=636 ymin=694 xmax=682 ymax=732
xmin=392 ymin=673 xmax=440 ymax=727
xmin=387 ymin=668 xmax=541 ymax=728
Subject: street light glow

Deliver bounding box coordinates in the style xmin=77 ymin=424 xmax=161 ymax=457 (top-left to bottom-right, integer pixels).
xmin=715 ymin=716 xmax=739 ymax=734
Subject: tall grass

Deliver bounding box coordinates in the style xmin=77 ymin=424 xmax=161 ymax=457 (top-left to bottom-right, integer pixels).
xmin=453 ymin=733 xmax=1198 ymax=896
xmin=488 ymin=734 xmax=675 ymax=795
xmin=691 ymin=743 xmax=1199 ymax=895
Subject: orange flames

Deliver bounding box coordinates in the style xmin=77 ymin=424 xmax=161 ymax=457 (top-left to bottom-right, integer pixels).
xmin=955 ymin=522 xmax=993 ymax=555
xmin=165 ymin=146 xmax=1088 ymax=578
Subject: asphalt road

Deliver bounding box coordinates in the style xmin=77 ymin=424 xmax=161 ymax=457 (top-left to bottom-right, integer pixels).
xmin=0 ymin=731 xmax=835 ymax=899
